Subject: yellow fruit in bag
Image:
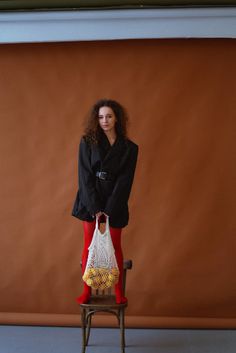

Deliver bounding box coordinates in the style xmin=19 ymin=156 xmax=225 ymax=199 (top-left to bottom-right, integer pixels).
xmin=86 ymin=278 xmax=93 ymax=286
xmin=83 ymin=267 xmax=119 ymax=289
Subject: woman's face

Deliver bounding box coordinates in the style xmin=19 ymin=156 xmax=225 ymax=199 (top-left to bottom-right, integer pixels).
xmin=98 ymin=106 xmax=116 ymax=134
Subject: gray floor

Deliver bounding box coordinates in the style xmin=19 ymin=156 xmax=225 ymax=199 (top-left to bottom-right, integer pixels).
xmin=0 ymin=325 xmax=235 ymax=353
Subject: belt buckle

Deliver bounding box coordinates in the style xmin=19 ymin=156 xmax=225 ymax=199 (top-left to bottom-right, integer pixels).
xmin=99 ymin=171 xmax=107 ymax=180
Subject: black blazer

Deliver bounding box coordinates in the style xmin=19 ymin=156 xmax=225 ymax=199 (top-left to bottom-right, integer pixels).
xmin=72 ymin=133 xmax=138 ymax=228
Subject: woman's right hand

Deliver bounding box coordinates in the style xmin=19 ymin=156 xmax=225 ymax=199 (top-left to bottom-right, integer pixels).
xmin=95 ymin=211 xmax=103 ymax=218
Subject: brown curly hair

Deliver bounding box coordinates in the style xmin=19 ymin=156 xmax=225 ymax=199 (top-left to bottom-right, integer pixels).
xmin=83 ymin=99 xmax=128 ymax=144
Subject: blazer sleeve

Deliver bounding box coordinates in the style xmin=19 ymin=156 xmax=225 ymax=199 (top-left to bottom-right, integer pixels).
xmin=104 ymin=143 xmax=138 ymax=217
xmin=78 ymin=138 xmax=102 ymax=216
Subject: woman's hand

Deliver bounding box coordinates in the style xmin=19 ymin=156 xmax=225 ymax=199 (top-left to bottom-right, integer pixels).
xmin=95 ymin=211 xmax=109 ymax=218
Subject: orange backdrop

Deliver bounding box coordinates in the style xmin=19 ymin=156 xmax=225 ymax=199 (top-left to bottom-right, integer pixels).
xmin=0 ymin=39 xmax=235 ymax=328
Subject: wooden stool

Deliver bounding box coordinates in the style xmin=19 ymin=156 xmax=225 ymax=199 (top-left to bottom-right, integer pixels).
xmin=79 ymin=259 xmax=132 ymax=353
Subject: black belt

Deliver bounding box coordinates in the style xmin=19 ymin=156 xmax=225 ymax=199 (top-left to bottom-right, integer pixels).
xmin=96 ymin=171 xmax=113 ymax=181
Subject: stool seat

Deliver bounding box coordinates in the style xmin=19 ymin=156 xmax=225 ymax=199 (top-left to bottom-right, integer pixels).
xmin=81 ymin=294 xmax=128 ymax=309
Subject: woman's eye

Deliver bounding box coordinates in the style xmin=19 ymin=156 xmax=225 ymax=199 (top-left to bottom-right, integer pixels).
xmin=98 ymin=115 xmax=112 ymax=119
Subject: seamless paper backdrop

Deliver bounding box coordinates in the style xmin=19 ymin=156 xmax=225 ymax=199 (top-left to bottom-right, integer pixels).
xmin=0 ymin=39 xmax=235 ymax=328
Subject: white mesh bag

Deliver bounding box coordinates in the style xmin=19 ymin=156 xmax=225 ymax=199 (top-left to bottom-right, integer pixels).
xmin=82 ymin=216 xmax=119 ymax=290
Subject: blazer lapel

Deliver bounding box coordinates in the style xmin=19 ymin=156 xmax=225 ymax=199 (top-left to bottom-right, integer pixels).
xmin=102 ymin=136 xmax=127 ymax=166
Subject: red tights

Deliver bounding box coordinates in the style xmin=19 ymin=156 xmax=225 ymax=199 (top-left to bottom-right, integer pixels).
xmin=76 ymin=220 xmax=127 ymax=304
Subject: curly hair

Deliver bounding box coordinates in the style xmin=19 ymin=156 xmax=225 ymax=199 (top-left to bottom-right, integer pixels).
xmin=83 ymin=99 xmax=128 ymax=144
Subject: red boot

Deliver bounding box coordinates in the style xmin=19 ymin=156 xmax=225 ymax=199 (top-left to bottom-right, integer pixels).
xmin=110 ymin=226 xmax=128 ymax=304
xmin=76 ymin=220 xmax=95 ymax=304
xmin=76 ymin=284 xmax=91 ymax=304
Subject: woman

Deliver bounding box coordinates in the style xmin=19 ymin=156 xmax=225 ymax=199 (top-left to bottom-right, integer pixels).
xmin=72 ymin=99 xmax=138 ymax=304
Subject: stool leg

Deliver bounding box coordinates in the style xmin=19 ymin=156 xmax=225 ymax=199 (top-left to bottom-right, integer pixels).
xmin=81 ymin=308 xmax=87 ymax=353
xmin=120 ymin=308 xmax=125 ymax=353
xmin=86 ymin=312 xmax=92 ymax=346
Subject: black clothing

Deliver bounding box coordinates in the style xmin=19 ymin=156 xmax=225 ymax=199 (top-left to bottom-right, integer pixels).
xmin=72 ymin=133 xmax=138 ymax=228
